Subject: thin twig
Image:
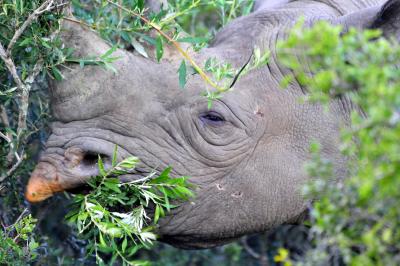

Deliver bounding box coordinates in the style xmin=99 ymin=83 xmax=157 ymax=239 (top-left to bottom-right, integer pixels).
xmin=0 ymin=130 xmax=19 ymax=167
xmin=0 ymin=104 xmax=10 ymax=129
xmin=0 ymin=151 xmax=24 ymax=182
xmin=116 ymin=0 xmax=123 ymax=45
xmin=1 ymin=209 xmax=27 ymax=240
xmin=0 ymin=131 xmax=11 ymax=143
xmin=0 ymin=105 xmax=14 ymax=163
xmin=3 ymin=208 xmax=28 ymax=231
xmin=16 ymin=59 xmax=45 ymax=142
xmin=241 ymin=237 xmax=261 ymax=259
xmin=105 ymin=0 xmax=226 ymax=93
xmin=6 ymin=0 xmax=55 ymax=55
xmin=63 ymin=17 xmax=93 ymax=28
xmin=25 ymin=59 xmax=44 ymax=85
xmin=11 ymin=208 xmax=29 ymax=240
xmin=0 ymin=43 xmax=25 ymax=90
xmin=0 ymin=0 xmax=57 ymax=183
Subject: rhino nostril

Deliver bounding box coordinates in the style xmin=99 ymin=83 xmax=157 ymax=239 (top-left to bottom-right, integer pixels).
xmin=81 ymin=152 xmax=111 ymax=169
xmin=82 ymin=153 xmax=99 ymax=166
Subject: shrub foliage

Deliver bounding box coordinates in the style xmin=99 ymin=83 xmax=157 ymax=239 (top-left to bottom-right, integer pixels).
xmin=278 ymin=22 xmax=400 ymax=265
xmin=1 ymin=0 xmax=400 ymax=265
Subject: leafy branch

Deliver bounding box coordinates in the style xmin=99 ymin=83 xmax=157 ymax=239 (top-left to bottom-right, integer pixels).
xmin=70 ymin=0 xmax=268 ymax=107
xmin=0 ymin=209 xmax=39 ymax=263
xmin=0 ymin=0 xmax=66 ymax=182
xmin=66 ymin=146 xmax=194 ymax=265
xmin=105 ymin=0 xmax=226 ymax=92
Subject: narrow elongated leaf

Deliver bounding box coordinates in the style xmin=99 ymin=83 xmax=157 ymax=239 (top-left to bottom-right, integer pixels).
xmin=100 ymin=46 xmax=117 ymax=60
xmin=122 ymin=237 xmax=127 ymax=253
xmin=112 ymin=145 xmax=118 ymax=167
xmin=98 ymin=156 xmax=106 ymax=176
xmin=178 ymin=60 xmax=187 ymax=89
xmin=51 ymin=67 xmax=63 ymax=81
xmin=155 ymin=35 xmax=163 ymax=62
xmin=131 ymin=38 xmax=149 ymax=58
xmin=99 ymin=233 xmax=107 ymax=248
xmin=104 ymin=181 xmax=121 ymax=193
xmin=154 ymin=204 xmax=160 ymax=224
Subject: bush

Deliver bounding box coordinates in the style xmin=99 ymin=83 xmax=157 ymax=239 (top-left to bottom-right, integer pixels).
xmin=278 ymin=22 xmax=400 ymax=265
xmin=2 ymin=1 xmax=399 ymax=265
xmin=0 ymin=211 xmax=39 ymax=265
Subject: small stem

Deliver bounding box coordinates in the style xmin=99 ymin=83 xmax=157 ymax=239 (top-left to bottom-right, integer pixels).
xmin=63 ymin=17 xmax=93 ymax=28
xmin=116 ymin=248 xmax=134 ymax=265
xmin=158 ymin=0 xmax=200 ymax=28
xmin=0 ymin=0 xmax=54 ymax=177
xmin=116 ymin=0 xmax=124 ymax=45
xmin=0 ymin=131 xmax=11 ymax=143
xmin=8 ymin=208 xmax=29 ymax=239
xmin=0 ymin=151 xmax=24 ymax=182
xmin=104 ymin=0 xmax=226 ymax=92
xmin=0 ymin=43 xmax=25 ymax=91
xmin=240 ymin=237 xmax=261 ymax=259
xmin=227 ymin=0 xmax=236 ymax=23
xmin=6 ymin=0 xmax=56 ymax=55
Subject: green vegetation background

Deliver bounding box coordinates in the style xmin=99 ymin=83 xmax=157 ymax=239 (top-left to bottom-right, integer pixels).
xmin=1 ymin=0 xmax=399 ymax=265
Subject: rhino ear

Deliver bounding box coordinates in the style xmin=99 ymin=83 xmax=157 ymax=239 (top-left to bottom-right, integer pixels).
xmin=370 ymin=0 xmax=400 ymax=40
xmin=60 ymin=4 xmax=186 ymax=63
xmin=337 ymin=0 xmax=400 ymax=40
xmin=60 ymin=17 xmax=112 ymax=58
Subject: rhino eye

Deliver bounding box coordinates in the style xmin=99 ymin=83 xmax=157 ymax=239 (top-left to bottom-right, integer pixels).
xmin=200 ymin=112 xmax=225 ymax=125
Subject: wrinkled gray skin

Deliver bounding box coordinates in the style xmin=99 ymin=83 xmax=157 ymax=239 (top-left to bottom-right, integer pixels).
xmin=27 ymin=0 xmax=400 ymax=249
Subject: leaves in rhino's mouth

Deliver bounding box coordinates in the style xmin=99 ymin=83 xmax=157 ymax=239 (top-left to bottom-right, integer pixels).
xmin=65 ymin=146 xmax=194 ymax=264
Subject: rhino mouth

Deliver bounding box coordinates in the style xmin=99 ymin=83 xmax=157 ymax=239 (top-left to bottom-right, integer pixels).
xmin=25 ymin=143 xmax=152 ymax=203
xmin=65 ymin=183 xmax=93 ymax=195
xmin=159 ymin=233 xmax=240 ymax=249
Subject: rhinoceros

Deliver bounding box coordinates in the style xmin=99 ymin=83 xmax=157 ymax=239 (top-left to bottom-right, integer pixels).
xmin=26 ymin=0 xmax=400 ymax=249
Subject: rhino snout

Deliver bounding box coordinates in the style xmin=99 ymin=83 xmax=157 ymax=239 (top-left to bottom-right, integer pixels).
xmin=26 ymin=147 xmax=112 ymax=203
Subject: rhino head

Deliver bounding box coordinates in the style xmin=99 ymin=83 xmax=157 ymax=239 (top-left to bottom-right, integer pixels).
xmin=26 ymin=0 xmax=400 ymax=248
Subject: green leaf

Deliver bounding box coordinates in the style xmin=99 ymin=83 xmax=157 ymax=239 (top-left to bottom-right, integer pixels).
xmin=174 ymin=186 xmax=194 ymax=199
xmin=134 ymin=33 xmax=156 ymax=45
xmin=51 ymin=67 xmax=63 ymax=81
xmin=160 ymin=187 xmax=170 ymax=211
xmin=178 ymin=60 xmax=187 ymax=89
xmin=100 ymin=46 xmax=117 ymax=60
xmin=99 ymin=233 xmax=107 ymax=248
xmin=131 ymin=38 xmax=149 ymax=58
xmin=98 ymin=155 xmax=106 ymax=176
xmin=154 ymin=204 xmax=160 ymax=224
xmin=129 ymin=260 xmax=150 ymax=266
xmin=122 ymin=237 xmax=128 ymax=253
xmin=19 ymin=37 xmax=32 ymax=47
xmin=103 ymin=226 xmax=123 ymax=238
xmin=155 ymin=35 xmax=163 ymax=62
xmin=112 ymin=145 xmax=118 ymax=167
xmin=150 ymin=167 xmax=172 ymax=184
xmin=127 ymin=245 xmax=141 ymax=257
xmin=118 ymin=157 xmax=139 ymax=169
xmin=104 ymin=180 xmax=121 ymax=193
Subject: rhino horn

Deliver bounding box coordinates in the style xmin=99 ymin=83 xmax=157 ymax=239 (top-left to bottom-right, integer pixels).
xmin=25 ymin=162 xmax=63 ymax=202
